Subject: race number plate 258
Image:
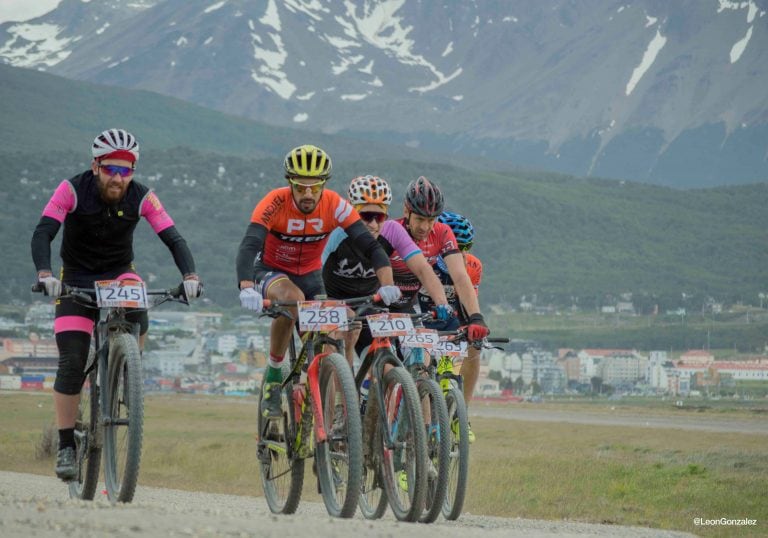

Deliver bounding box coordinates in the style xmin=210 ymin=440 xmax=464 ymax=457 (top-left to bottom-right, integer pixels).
xmin=366 ymin=313 xmax=414 ymax=337
xmin=94 ymin=280 xmax=147 ymax=308
xmin=298 ymin=300 xmax=348 ymax=331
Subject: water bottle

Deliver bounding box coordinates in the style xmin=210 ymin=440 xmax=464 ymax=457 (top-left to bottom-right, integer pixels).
xmin=360 ymin=378 xmax=370 ymax=416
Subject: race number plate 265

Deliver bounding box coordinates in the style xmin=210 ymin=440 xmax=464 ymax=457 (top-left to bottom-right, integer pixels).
xmin=94 ymin=280 xmax=148 ymax=308
xmin=298 ymin=300 xmax=348 ymax=331
xmin=398 ymin=328 xmax=439 ymax=348
xmin=366 ymin=313 xmax=414 ymax=337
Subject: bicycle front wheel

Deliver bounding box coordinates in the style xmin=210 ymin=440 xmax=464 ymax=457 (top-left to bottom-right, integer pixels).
xmin=379 ymin=366 xmax=428 ymax=522
xmin=315 ymin=353 xmax=363 ymax=518
xmin=257 ymin=378 xmax=304 ymax=514
xmin=103 ymin=333 xmax=144 ymax=503
xmin=69 ymin=360 xmax=101 ymax=500
xmin=358 ymin=381 xmax=387 ymax=519
xmin=418 ymin=378 xmax=450 ymax=523
xmin=442 ymin=386 xmax=469 ymax=520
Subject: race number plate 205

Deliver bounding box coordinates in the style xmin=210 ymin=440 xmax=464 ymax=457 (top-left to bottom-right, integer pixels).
xmin=94 ymin=280 xmax=148 ymax=308
xmin=297 ymin=300 xmax=348 ymax=331
xmin=366 ymin=313 xmax=414 ymax=337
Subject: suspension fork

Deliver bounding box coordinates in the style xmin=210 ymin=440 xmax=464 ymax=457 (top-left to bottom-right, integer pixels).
xmin=306 ymin=351 xmax=333 ymax=444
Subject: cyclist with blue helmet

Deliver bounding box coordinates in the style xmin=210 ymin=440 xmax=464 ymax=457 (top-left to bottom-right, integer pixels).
xmin=418 ymin=210 xmax=484 ymax=442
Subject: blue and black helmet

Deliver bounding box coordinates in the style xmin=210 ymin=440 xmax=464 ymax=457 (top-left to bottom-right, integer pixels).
xmin=438 ymin=211 xmax=474 ymax=249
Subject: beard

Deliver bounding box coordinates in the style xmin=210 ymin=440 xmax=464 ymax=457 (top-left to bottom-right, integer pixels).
xmin=98 ymin=178 xmax=127 ymax=204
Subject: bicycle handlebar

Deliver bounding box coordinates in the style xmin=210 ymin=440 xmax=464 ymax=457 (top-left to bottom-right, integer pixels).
xmin=31 ymin=282 xmax=187 ymax=303
xmin=261 ymin=293 xmax=380 ymax=311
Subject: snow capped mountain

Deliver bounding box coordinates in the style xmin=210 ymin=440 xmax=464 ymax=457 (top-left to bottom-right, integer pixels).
xmin=1 ymin=0 xmax=767 ymax=186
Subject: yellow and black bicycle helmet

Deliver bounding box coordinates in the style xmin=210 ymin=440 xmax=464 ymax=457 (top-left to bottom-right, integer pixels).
xmin=283 ymin=144 xmax=332 ymax=180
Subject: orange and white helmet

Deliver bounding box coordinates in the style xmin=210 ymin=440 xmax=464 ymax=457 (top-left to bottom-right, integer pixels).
xmin=348 ymin=175 xmax=392 ymax=207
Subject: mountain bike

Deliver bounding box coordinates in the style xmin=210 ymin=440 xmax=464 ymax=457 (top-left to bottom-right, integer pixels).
xmin=432 ymin=328 xmax=509 ymax=520
xmin=397 ymin=319 xmax=451 ymax=524
xmin=354 ymin=309 xmax=429 ymax=522
xmin=33 ymin=279 xmax=189 ymax=503
xmin=255 ymin=296 xmax=369 ymax=518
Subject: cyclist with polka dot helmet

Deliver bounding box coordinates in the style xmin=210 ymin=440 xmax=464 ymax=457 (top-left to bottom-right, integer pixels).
xmin=323 ymin=174 xmax=450 ymax=365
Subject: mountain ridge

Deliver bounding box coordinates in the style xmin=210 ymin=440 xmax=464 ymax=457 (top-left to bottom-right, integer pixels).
xmin=2 ymin=0 xmax=766 ymax=186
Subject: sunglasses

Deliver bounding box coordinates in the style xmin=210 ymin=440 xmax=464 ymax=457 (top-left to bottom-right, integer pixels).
xmin=288 ymin=178 xmax=325 ymax=194
xmin=359 ymin=211 xmax=387 ymax=223
xmin=459 ymin=242 xmax=473 ymax=252
xmin=99 ymin=164 xmax=134 ymax=177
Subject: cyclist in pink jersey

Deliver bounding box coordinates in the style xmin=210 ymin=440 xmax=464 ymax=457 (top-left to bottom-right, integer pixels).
xmin=31 ymin=129 xmax=202 ymax=481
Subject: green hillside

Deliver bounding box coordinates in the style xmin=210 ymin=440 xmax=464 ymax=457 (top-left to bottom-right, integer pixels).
xmin=2 ymin=63 xmax=767 ymax=312
xmin=4 ymin=149 xmax=767 ymax=312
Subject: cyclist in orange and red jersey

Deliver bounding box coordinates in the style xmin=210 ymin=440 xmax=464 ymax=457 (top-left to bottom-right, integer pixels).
xmin=235 ymin=145 xmax=400 ymax=418
xmin=418 ymin=211 xmax=484 ymax=442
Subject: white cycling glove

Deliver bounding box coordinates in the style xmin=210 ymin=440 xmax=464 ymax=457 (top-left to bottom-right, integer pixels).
xmin=377 ymin=285 xmax=402 ymax=306
xmin=183 ymin=275 xmax=202 ymax=300
xmin=239 ymin=287 xmax=264 ymax=311
xmin=38 ymin=274 xmax=62 ymax=298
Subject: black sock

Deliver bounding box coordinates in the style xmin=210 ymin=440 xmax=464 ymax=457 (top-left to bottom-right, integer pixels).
xmin=58 ymin=428 xmax=75 ymax=450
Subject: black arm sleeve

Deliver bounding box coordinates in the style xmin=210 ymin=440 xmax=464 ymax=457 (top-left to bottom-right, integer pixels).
xmin=236 ymin=223 xmax=267 ymax=285
xmin=31 ymin=216 xmax=61 ymax=272
xmin=345 ymin=220 xmax=391 ymax=271
xmin=158 ymin=226 xmax=196 ymax=276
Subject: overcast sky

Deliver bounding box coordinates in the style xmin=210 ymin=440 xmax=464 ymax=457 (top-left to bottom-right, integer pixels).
xmin=0 ymin=0 xmax=61 ymax=24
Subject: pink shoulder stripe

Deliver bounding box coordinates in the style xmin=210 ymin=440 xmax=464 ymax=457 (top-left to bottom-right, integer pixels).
xmin=140 ymin=190 xmax=174 ymax=233
xmin=42 ymin=181 xmax=76 ymax=222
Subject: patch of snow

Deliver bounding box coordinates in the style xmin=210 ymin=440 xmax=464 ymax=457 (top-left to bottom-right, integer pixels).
xmin=204 ymin=1 xmax=226 ymax=14
xmin=95 ymin=22 xmax=110 ymax=35
xmin=358 ymin=59 xmax=374 ymax=74
xmin=107 ymin=56 xmax=130 ymax=68
xmin=203 ymin=36 xmax=213 ymax=45
xmin=293 ymin=113 xmax=309 ymax=122
xmin=283 ymin=0 xmax=327 ymax=21
xmin=367 ymin=76 xmax=383 ymax=87
xmin=260 ymin=0 xmax=281 ymax=31
xmin=729 ymin=26 xmax=752 ymax=63
xmin=341 ymin=93 xmax=368 ymax=101
xmin=296 ymin=91 xmax=315 ymax=100
xmin=502 ymin=16 xmax=518 ymax=23
xmin=441 ymin=41 xmax=453 ymax=57
xmin=0 ymin=22 xmax=72 ymax=67
xmin=645 ymin=15 xmax=657 ymax=27
xmin=452 ymin=95 xmax=463 ymax=101
xmin=176 ymin=36 xmax=188 ymax=47
xmin=625 ymin=28 xmax=667 ymax=96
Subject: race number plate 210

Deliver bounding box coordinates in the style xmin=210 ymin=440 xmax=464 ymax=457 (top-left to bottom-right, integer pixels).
xmin=366 ymin=313 xmax=414 ymax=337
xmin=94 ymin=280 xmax=148 ymax=308
xmin=297 ymin=300 xmax=348 ymax=331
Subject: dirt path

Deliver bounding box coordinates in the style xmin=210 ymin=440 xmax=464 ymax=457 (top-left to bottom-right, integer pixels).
xmin=470 ymin=405 xmax=768 ymax=434
xmin=0 ymin=471 xmax=694 ymax=538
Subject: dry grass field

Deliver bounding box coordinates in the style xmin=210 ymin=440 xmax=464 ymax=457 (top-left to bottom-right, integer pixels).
xmin=2 ymin=392 xmax=765 ymax=537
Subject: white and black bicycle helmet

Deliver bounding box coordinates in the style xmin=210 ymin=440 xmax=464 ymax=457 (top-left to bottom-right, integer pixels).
xmin=92 ymin=128 xmax=140 ymax=162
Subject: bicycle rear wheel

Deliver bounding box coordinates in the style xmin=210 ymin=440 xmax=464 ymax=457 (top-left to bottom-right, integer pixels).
xmin=103 ymin=333 xmax=143 ymax=503
xmin=442 ymin=386 xmax=469 ymax=520
xmin=418 ymin=378 xmax=450 ymax=523
xmin=378 ymin=365 xmax=428 ymax=522
xmin=315 ymin=353 xmax=362 ymax=518
xmin=257 ymin=378 xmax=304 ymax=514
xmin=69 ymin=361 xmax=101 ymax=500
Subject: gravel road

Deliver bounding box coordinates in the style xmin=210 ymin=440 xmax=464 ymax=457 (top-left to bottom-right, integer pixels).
xmin=469 ymin=405 xmax=768 ymax=435
xmin=0 ymin=471 xmax=695 ymax=538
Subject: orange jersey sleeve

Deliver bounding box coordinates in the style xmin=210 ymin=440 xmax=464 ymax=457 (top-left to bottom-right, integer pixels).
xmin=465 ymin=253 xmax=483 ymax=293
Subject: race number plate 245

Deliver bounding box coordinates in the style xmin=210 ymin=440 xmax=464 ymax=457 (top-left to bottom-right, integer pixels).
xmin=298 ymin=300 xmax=348 ymax=331
xmin=94 ymin=280 xmax=148 ymax=308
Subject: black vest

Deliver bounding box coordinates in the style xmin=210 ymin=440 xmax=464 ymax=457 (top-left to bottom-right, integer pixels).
xmin=61 ymin=171 xmax=149 ymax=273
